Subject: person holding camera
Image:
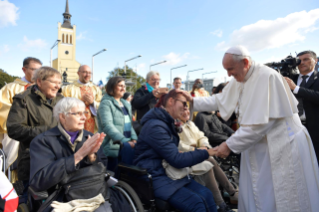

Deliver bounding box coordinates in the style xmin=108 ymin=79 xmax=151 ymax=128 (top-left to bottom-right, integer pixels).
xmin=284 ymin=50 xmax=319 ymax=162
xmin=190 ymin=79 xmax=210 ymax=120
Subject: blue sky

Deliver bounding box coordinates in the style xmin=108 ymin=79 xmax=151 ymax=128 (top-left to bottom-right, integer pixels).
xmin=0 ymin=0 xmax=319 ymax=87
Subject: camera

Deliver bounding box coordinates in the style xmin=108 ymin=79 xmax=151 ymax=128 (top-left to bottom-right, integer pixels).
xmin=265 ymin=56 xmax=301 ymax=78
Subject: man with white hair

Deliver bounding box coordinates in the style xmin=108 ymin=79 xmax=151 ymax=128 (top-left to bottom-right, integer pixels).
xmin=181 ymin=46 xmax=319 ymax=212
xmin=62 ymin=65 xmax=102 ymax=133
xmin=132 ymin=70 xmax=164 ymax=122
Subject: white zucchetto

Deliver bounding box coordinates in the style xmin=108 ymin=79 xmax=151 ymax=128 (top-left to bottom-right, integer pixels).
xmin=225 ymin=46 xmax=250 ymax=57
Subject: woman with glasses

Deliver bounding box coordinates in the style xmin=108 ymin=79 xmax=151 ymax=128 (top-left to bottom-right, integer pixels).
xmin=97 ymin=77 xmax=137 ymax=172
xmin=29 ymin=97 xmax=114 ymax=211
xmin=179 ymin=109 xmax=238 ymax=212
xmin=7 ymin=66 xmax=63 ymax=203
xmin=134 ymin=89 xmax=218 ymax=212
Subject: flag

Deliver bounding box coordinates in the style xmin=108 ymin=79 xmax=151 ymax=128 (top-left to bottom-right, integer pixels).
xmin=0 ymin=172 xmax=18 ymax=212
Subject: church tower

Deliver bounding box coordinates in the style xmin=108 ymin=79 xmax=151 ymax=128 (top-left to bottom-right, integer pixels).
xmin=52 ymin=0 xmax=80 ymax=83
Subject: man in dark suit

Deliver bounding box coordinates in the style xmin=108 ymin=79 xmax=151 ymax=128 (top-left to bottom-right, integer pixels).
xmin=285 ymin=50 xmax=319 ymax=162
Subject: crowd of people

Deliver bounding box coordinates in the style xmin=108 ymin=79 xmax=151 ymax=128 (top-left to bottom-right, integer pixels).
xmin=0 ymin=45 xmax=319 ymax=212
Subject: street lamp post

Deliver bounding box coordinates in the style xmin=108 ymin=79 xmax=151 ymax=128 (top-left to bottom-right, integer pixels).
xmin=50 ymin=39 xmax=61 ymax=67
xmin=123 ymin=55 xmax=142 ymax=92
xmin=202 ymin=71 xmax=217 ymax=80
xmin=124 ymin=55 xmax=142 ymax=74
xmin=186 ymin=68 xmax=204 ymax=90
xmin=170 ymin=64 xmax=187 ymax=89
xmin=92 ymin=48 xmax=107 ymax=82
xmin=149 ymin=60 xmax=167 ymax=71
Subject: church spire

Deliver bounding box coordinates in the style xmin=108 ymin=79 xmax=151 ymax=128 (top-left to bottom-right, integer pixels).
xmin=62 ymin=0 xmax=73 ymax=29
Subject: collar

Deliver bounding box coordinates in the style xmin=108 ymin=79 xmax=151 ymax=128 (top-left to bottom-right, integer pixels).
xmin=243 ymin=61 xmax=255 ymax=82
xmin=77 ymin=79 xmax=91 ymax=86
xmin=21 ymin=76 xmax=32 ymax=84
xmin=58 ymin=123 xmax=83 ymax=151
xmin=299 ymin=69 xmax=314 ymax=79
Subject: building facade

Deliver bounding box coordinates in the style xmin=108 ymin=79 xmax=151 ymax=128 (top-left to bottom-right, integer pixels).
xmin=52 ymin=0 xmax=81 ymax=83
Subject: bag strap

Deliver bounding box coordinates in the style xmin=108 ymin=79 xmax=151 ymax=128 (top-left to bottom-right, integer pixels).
xmin=37 ymin=187 xmax=62 ymax=212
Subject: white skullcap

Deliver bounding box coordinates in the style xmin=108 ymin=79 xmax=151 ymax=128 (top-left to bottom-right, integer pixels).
xmin=225 ymin=46 xmax=250 ymax=57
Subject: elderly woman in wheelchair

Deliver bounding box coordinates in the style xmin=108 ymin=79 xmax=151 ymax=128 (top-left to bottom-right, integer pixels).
xmin=178 ymin=109 xmax=238 ymax=212
xmin=28 ymin=97 xmax=114 ymax=212
xmin=133 ymin=90 xmax=218 ymax=212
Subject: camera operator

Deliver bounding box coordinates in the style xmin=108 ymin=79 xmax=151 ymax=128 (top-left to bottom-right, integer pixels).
xmin=284 ymin=50 xmax=319 ymax=161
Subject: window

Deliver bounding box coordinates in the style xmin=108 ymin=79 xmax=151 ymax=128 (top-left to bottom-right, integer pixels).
xmin=66 ymin=34 xmax=68 ymax=43
xmin=62 ymin=34 xmax=64 ymax=43
xmin=70 ymin=35 xmax=72 ymax=44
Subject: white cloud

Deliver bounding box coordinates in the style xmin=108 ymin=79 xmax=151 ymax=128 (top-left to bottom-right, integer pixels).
xmin=77 ymin=31 xmax=87 ymax=40
xmin=18 ymin=36 xmax=47 ymax=52
xmin=162 ymin=52 xmax=191 ymax=65
xmin=216 ymin=8 xmax=319 ymax=52
xmin=0 ymin=0 xmax=19 ymax=28
xmin=210 ymin=29 xmax=223 ymax=37
xmin=0 ymin=44 xmax=10 ymax=56
xmin=305 ymin=26 xmax=319 ymax=33
xmin=77 ymin=31 xmax=93 ymax=41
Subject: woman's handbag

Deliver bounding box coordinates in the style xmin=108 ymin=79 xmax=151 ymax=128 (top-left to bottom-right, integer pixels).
xmin=162 ymin=160 xmax=191 ymax=180
xmin=162 ymin=159 xmax=213 ymax=180
xmin=60 ymin=162 xmax=108 ymax=202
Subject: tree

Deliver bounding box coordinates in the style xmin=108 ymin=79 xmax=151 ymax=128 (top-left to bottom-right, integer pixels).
xmin=0 ymin=69 xmax=19 ymax=89
xmin=107 ymin=66 xmax=146 ymax=93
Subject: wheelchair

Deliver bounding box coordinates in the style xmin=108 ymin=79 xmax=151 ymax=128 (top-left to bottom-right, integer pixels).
xmin=110 ymin=141 xmax=177 ymax=212
xmin=27 ymin=174 xmax=144 ymax=212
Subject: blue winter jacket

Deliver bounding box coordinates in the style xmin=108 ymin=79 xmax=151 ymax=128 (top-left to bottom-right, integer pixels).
xmin=133 ymin=107 xmax=209 ymax=200
xmin=97 ymin=94 xmax=137 ymax=158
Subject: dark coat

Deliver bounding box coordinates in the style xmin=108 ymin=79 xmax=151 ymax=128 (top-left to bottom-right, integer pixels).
xmin=292 ymin=70 xmax=319 ymax=159
xmin=29 ymin=127 xmax=96 ymax=195
xmin=131 ymin=85 xmax=157 ymax=122
xmin=7 ymin=85 xmax=63 ymax=181
xmin=133 ymin=107 xmax=209 ymax=200
xmin=194 ymin=112 xmax=234 ymax=147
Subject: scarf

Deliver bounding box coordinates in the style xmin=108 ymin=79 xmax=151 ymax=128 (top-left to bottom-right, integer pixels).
xmin=146 ymin=83 xmax=154 ymax=93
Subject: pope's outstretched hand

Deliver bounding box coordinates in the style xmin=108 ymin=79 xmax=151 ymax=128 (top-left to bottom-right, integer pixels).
xmin=213 ymin=142 xmax=231 ymax=159
xmin=176 ymin=90 xmax=193 ymax=103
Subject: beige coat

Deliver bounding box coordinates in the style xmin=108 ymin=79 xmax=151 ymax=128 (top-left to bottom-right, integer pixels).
xmin=178 ymin=121 xmax=213 ymax=175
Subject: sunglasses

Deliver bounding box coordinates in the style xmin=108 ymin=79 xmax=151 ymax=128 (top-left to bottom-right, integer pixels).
xmin=174 ymin=99 xmax=188 ymax=108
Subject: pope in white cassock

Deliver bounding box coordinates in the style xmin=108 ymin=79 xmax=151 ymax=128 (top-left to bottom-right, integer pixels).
xmin=182 ymin=46 xmax=319 ymax=212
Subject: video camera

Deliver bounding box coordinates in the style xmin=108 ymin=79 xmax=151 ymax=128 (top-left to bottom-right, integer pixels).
xmin=265 ymin=55 xmax=301 ymax=78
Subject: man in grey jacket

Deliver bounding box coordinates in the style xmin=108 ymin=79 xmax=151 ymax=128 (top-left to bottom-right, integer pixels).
xmin=194 ymin=111 xmax=234 ymax=147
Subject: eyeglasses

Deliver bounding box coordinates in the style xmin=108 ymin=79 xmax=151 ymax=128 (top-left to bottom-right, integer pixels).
xmin=151 ymin=79 xmax=161 ymax=82
xmin=46 ymin=79 xmax=62 ymax=86
xmin=80 ymin=71 xmax=92 ymax=75
xmin=174 ymin=99 xmax=188 ymax=108
xmin=67 ymin=111 xmax=89 ymax=117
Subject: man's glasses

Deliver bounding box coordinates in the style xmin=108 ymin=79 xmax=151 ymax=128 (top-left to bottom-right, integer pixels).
xmin=67 ymin=111 xmax=89 ymax=117
xmin=174 ymin=99 xmax=188 ymax=108
xmin=80 ymin=71 xmax=92 ymax=75
xmin=151 ymin=79 xmax=161 ymax=82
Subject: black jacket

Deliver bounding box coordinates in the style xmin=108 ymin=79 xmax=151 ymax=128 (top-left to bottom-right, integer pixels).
xmin=7 ymin=85 xmax=63 ymax=181
xmin=29 ymin=127 xmax=96 ymax=195
xmin=131 ymin=85 xmax=157 ymax=122
xmin=292 ymin=70 xmax=319 ymax=159
xmin=194 ymin=112 xmax=234 ymax=147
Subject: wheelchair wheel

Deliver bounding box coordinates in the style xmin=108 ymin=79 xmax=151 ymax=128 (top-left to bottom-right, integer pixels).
xmin=17 ymin=203 xmax=29 ymax=212
xmin=114 ymin=180 xmax=144 ymax=212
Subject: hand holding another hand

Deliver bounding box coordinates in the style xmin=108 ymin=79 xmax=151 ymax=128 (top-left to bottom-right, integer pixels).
xmin=213 ymin=142 xmax=231 ymax=159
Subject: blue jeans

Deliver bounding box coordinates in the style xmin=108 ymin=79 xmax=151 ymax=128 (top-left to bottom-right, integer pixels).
xmin=168 ymin=179 xmax=217 ymax=212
